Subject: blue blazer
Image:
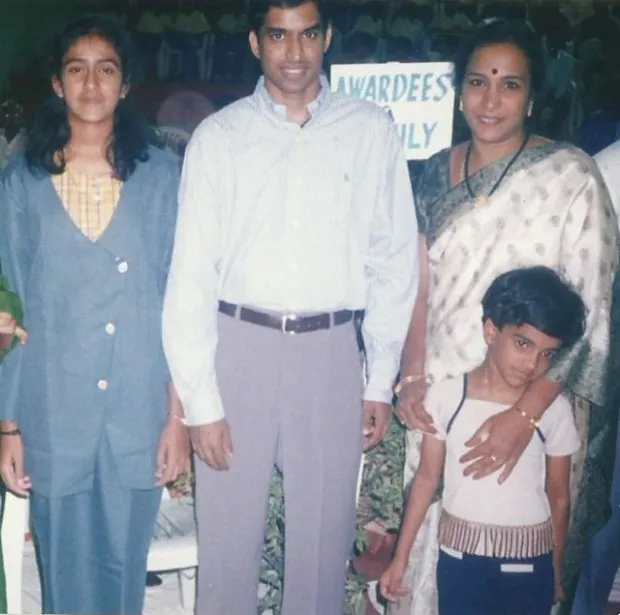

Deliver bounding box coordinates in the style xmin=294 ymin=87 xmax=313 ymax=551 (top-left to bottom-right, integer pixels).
xmin=0 ymin=147 xmax=180 ymax=498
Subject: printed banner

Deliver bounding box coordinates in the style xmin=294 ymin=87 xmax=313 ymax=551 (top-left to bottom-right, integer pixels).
xmin=330 ymin=62 xmax=455 ymax=160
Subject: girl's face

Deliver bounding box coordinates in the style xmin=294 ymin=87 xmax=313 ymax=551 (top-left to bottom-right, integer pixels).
xmin=52 ymin=34 xmax=128 ymax=127
xmin=460 ymin=42 xmax=531 ymax=145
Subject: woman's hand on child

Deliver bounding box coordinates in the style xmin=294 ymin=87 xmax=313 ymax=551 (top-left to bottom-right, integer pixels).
xmin=395 ymin=379 xmax=435 ymax=433
xmin=460 ymin=406 xmax=533 ymax=482
xmin=379 ymin=561 xmax=409 ymax=602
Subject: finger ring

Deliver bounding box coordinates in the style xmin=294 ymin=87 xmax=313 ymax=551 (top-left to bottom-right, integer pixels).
xmin=490 ymin=454 xmax=498 ymax=463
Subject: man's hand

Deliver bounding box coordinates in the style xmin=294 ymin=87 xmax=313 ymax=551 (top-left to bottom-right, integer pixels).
xmin=460 ymin=407 xmax=534 ymax=482
xmin=363 ymin=401 xmax=391 ymax=451
xmin=0 ymin=431 xmax=31 ymax=496
xmin=155 ymin=417 xmax=191 ymax=487
xmin=189 ymin=419 xmax=233 ymax=470
xmin=394 ymin=379 xmax=435 ymax=433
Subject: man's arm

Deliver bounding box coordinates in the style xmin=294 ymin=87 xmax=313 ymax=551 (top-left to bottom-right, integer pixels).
xmin=162 ymin=122 xmax=224 ymax=427
xmin=362 ymin=119 xmax=418 ymax=448
xmin=546 ymin=454 xmax=572 ymax=602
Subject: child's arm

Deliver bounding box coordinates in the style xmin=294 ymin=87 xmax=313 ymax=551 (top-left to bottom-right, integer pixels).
xmin=379 ymin=433 xmax=445 ymax=602
xmin=545 ymin=454 xmax=571 ymax=603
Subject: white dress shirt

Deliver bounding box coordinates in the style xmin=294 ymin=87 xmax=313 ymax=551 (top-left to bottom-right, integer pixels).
xmin=163 ymin=76 xmax=418 ymax=426
xmin=595 ymin=140 xmax=620 ymax=221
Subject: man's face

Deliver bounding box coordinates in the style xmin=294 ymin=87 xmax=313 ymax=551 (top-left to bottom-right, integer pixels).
xmin=249 ymin=2 xmax=331 ymax=104
xmin=483 ymin=321 xmax=561 ymax=388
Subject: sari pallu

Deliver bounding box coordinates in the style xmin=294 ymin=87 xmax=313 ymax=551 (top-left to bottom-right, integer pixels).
xmin=391 ymin=142 xmax=620 ymax=615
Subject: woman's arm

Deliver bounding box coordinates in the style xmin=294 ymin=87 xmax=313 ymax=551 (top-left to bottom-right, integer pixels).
xmin=546 ymin=454 xmax=572 ymax=603
xmin=395 ymin=235 xmax=434 ymax=431
xmin=461 ymin=378 xmax=563 ymax=481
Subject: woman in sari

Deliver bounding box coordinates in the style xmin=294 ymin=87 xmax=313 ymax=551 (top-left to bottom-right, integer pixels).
xmin=392 ymin=19 xmax=619 ymax=615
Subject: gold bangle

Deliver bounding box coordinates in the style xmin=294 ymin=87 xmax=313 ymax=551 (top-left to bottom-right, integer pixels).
xmin=515 ymin=407 xmax=539 ymax=429
xmin=394 ymin=374 xmax=426 ymax=395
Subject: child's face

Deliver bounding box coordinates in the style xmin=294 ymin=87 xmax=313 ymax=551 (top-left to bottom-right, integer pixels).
xmin=483 ymin=321 xmax=562 ymax=388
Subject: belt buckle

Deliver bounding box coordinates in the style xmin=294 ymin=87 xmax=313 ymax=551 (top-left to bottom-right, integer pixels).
xmin=281 ymin=313 xmax=298 ymax=334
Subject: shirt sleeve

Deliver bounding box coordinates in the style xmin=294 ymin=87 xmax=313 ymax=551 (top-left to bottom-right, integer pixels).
xmin=543 ymin=395 xmax=581 ymax=457
xmin=362 ymin=118 xmax=419 ymax=404
xmin=162 ymin=122 xmax=225 ymax=426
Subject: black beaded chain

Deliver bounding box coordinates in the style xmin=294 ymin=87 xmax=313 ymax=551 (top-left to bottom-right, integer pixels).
xmin=464 ymin=132 xmax=530 ymax=203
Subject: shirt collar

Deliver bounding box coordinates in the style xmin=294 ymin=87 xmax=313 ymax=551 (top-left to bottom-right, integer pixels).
xmin=253 ymin=74 xmax=331 ymax=121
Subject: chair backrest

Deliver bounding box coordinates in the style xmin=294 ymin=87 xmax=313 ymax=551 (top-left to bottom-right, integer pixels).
xmin=1 ymin=490 xmax=29 ymax=614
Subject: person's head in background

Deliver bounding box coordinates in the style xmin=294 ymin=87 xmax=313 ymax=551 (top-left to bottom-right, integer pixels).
xmin=480 ymin=266 xmax=586 ymax=389
xmin=248 ymin=1 xmax=331 ymax=109
xmin=26 ymin=14 xmax=157 ymax=181
xmin=453 ymin=19 xmax=544 ymax=150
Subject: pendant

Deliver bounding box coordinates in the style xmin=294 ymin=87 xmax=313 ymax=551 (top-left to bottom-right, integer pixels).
xmin=474 ymin=194 xmax=488 ymax=207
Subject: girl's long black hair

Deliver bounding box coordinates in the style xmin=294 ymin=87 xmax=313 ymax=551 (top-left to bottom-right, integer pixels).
xmin=25 ymin=14 xmax=159 ymax=181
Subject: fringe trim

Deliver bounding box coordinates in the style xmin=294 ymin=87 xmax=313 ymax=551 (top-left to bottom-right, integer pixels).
xmin=439 ymin=509 xmax=554 ymax=559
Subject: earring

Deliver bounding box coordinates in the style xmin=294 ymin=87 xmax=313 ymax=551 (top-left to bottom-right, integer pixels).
xmin=527 ymin=102 xmax=533 ymax=117
xmin=459 ymin=99 xmax=463 ymax=112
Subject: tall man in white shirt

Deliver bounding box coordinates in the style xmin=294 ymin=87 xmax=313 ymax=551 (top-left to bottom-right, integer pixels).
xmin=162 ymin=2 xmax=418 ymax=614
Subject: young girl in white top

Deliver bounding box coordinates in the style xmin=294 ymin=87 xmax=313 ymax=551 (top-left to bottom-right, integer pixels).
xmin=380 ymin=266 xmax=585 ymax=615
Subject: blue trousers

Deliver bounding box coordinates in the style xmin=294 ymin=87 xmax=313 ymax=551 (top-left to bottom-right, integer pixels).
xmin=30 ymin=437 xmax=162 ymax=615
xmin=437 ymin=547 xmax=554 ymax=615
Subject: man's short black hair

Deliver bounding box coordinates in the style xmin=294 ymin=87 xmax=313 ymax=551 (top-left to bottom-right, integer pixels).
xmin=482 ymin=266 xmax=586 ymax=349
xmin=249 ymin=1 xmax=330 ymax=34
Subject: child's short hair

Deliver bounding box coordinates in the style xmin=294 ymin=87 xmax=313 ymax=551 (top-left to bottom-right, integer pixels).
xmin=481 ymin=266 xmax=586 ymax=349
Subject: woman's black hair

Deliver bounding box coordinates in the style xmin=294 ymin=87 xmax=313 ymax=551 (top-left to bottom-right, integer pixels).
xmin=453 ymin=18 xmax=545 ymax=102
xmin=25 ymin=14 xmax=159 ymax=181
xmin=482 ymin=266 xmax=587 ymax=350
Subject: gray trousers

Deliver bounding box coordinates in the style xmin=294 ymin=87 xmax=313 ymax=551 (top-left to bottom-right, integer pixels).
xmin=195 ymin=313 xmax=364 ymax=615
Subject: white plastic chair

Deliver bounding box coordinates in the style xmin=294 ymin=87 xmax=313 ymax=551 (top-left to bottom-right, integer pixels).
xmin=1 ymin=490 xmax=29 ymax=614
xmin=147 ymin=489 xmax=198 ymax=613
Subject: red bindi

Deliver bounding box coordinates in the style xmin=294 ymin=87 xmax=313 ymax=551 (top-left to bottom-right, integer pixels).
xmin=491 ymin=68 xmax=498 ymax=75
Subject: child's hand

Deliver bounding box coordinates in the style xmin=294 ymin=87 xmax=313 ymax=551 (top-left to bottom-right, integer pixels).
xmin=0 ymin=312 xmax=27 ymax=344
xmin=554 ymin=579 xmax=565 ymax=603
xmin=379 ymin=561 xmax=409 ymax=602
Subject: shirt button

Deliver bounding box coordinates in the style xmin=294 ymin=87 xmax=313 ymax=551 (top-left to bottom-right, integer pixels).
xmin=117 ymin=261 xmax=128 ymax=274
xmin=105 ymin=323 xmax=116 ymax=335
xmin=97 ymin=379 xmax=109 ymax=391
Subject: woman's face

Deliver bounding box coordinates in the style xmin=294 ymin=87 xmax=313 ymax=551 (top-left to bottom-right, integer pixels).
xmin=52 ymin=34 xmax=128 ymax=127
xmin=461 ymin=42 xmax=531 ymax=145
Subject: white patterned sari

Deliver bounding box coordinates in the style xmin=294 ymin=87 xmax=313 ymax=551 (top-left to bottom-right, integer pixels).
xmin=391 ymin=142 xmax=620 ymax=615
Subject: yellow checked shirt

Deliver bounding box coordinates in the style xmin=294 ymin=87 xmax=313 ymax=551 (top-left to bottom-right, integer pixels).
xmin=51 ymin=168 xmax=122 ymax=241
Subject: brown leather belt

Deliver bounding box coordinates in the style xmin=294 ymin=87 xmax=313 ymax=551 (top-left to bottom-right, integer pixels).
xmin=218 ymin=301 xmax=364 ymax=334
